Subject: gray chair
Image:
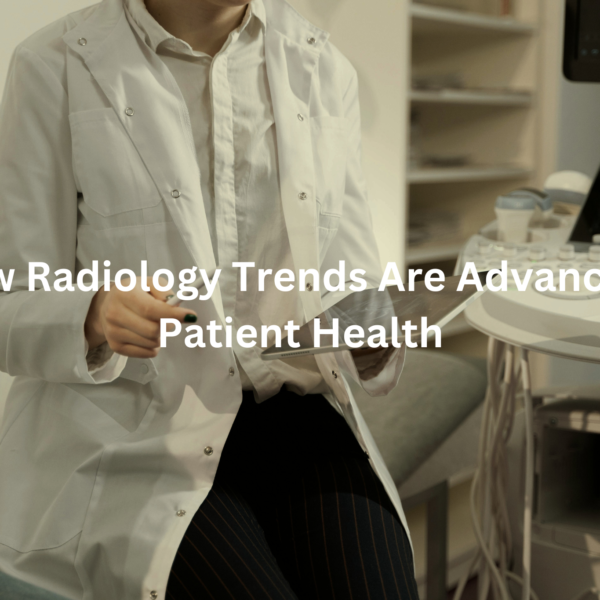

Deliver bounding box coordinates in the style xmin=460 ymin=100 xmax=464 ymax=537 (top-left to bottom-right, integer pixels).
xmin=351 ymin=349 xmax=487 ymax=600
xmin=0 ymin=571 xmax=70 ymax=600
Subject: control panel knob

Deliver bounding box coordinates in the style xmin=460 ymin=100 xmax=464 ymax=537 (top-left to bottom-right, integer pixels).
xmin=590 ymin=245 xmax=600 ymax=262
xmin=559 ymin=244 xmax=576 ymax=261
xmin=528 ymin=246 xmax=546 ymax=262
xmin=503 ymin=243 xmax=517 ymax=258
xmin=478 ymin=240 xmax=492 ymax=256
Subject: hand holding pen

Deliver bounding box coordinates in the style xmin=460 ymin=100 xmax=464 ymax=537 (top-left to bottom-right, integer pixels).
xmin=84 ymin=276 xmax=199 ymax=359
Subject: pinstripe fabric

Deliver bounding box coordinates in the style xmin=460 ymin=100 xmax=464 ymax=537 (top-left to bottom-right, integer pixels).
xmin=167 ymin=390 xmax=419 ymax=599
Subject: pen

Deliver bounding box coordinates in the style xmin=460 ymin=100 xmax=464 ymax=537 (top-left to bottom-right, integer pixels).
xmin=165 ymin=268 xmax=217 ymax=306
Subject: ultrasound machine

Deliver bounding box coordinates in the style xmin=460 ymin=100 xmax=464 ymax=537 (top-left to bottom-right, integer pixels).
xmin=452 ymin=3 xmax=600 ymax=599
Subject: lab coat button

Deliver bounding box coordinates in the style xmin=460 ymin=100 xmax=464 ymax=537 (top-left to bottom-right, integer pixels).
xmin=176 ymin=510 xmax=186 ymax=517
xmin=307 ymin=37 xmax=316 ymax=45
xmin=78 ymin=38 xmax=87 ymax=46
xmin=204 ymin=446 xmax=214 ymax=456
xmin=140 ymin=364 xmax=149 ymax=375
xmin=124 ymin=107 xmax=135 ymax=117
xmin=306 ymin=283 xmax=313 ymax=291
xmin=297 ymin=113 xmax=305 ymax=121
xmin=229 ymin=367 xmax=235 ymax=377
xmin=171 ymin=189 xmax=181 ymax=199
xmin=150 ymin=592 xmax=158 ymax=600
xmin=298 ymin=192 xmax=308 ymax=201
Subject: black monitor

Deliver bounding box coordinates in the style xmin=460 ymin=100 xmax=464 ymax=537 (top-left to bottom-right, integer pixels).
xmin=569 ymin=166 xmax=600 ymax=248
xmin=564 ymin=0 xmax=600 ymax=82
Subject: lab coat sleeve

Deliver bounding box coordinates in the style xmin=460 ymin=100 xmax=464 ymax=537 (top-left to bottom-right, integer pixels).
xmin=0 ymin=46 xmax=127 ymax=384
xmin=321 ymin=66 xmax=405 ymax=396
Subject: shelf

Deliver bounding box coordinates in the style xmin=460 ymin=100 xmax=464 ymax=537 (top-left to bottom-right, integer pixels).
xmin=410 ymin=89 xmax=533 ymax=107
xmin=442 ymin=313 xmax=473 ymax=338
xmin=407 ymin=243 xmax=463 ymax=265
xmin=410 ymin=3 xmax=536 ymax=35
xmin=408 ymin=165 xmax=532 ymax=184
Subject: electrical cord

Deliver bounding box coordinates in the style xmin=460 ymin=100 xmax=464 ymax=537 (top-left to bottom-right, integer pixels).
xmin=453 ymin=340 xmax=540 ymax=600
xmin=520 ymin=349 xmax=534 ymax=600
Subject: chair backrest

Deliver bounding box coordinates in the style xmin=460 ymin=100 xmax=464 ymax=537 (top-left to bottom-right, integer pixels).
xmin=351 ymin=349 xmax=487 ymax=485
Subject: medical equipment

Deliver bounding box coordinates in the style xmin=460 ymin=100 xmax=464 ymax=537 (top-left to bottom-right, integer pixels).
xmin=452 ymin=249 xmax=600 ymax=600
xmin=564 ymin=0 xmax=600 ymax=83
xmin=495 ymin=191 xmax=542 ymax=244
xmin=449 ymin=4 xmax=600 ymax=592
xmin=457 ymin=171 xmax=593 ymax=275
xmin=453 ymin=168 xmax=600 ymax=599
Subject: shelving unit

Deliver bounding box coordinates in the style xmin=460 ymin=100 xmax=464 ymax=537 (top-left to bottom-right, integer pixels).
xmin=408 ymin=165 xmax=532 ymax=184
xmin=410 ymin=3 xmax=536 ymax=35
xmin=406 ymin=0 xmax=544 ymax=352
xmin=410 ymin=89 xmax=533 ymax=107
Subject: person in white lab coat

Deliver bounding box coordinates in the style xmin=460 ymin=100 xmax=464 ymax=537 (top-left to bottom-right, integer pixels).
xmin=0 ymin=0 xmax=419 ymax=598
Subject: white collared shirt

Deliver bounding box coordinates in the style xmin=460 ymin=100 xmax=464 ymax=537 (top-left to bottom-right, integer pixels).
xmin=125 ymin=0 xmax=328 ymax=400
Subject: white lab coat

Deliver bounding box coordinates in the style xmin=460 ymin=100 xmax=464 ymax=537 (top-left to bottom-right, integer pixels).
xmin=0 ymin=0 xmax=410 ymax=598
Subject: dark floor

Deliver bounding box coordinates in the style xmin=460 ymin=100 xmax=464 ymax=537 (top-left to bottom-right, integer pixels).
xmin=447 ymin=578 xmax=479 ymax=600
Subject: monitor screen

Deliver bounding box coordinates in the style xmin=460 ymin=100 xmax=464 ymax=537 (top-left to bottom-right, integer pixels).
xmin=564 ymin=0 xmax=600 ymax=82
xmin=569 ymin=165 xmax=600 ymax=246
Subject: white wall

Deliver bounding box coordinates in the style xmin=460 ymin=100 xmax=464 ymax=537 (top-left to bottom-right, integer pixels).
xmin=0 ymin=0 xmax=93 ymax=93
xmin=0 ymin=1 xmax=93 ymax=418
xmin=557 ymin=80 xmax=600 ymax=178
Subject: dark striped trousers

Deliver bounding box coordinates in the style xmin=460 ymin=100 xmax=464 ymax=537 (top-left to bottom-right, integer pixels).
xmin=167 ymin=389 xmax=419 ymax=600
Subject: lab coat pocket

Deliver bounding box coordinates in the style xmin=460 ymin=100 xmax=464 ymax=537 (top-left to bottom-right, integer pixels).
xmin=317 ymin=203 xmax=341 ymax=257
xmin=311 ymin=116 xmax=349 ymax=218
xmin=69 ymin=108 xmax=162 ymax=217
xmin=0 ymin=383 xmax=128 ymax=552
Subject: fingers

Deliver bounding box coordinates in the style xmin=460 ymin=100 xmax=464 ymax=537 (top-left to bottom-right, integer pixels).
xmin=101 ymin=277 xmax=198 ymax=357
xmin=106 ymin=306 xmax=162 ymax=342
xmin=122 ymin=291 xmax=196 ymax=323
xmin=147 ymin=277 xmax=173 ymax=302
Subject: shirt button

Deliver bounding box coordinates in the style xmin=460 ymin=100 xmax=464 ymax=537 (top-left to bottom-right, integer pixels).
xmin=307 ymin=37 xmax=316 ymax=45
xmin=306 ymin=283 xmax=313 ymax=291
xmin=229 ymin=367 xmax=235 ymax=377
xmin=297 ymin=113 xmax=305 ymax=121
xmin=78 ymin=38 xmax=87 ymax=46
xmin=150 ymin=592 xmax=158 ymax=600
xmin=124 ymin=107 xmax=135 ymax=117
xmin=140 ymin=364 xmax=149 ymax=375
xmin=171 ymin=189 xmax=181 ymax=198
xmin=298 ymin=192 xmax=308 ymax=201
xmin=204 ymin=446 xmax=214 ymax=456
xmin=332 ymin=370 xmax=338 ymax=379
xmin=176 ymin=510 xmax=186 ymax=517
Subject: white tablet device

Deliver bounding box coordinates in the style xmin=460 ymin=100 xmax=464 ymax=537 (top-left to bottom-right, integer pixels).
xmin=261 ymin=271 xmax=488 ymax=360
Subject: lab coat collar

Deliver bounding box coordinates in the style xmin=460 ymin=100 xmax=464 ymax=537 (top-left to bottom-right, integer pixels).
xmin=64 ymin=0 xmax=328 ymax=61
xmin=262 ymin=0 xmax=328 ymax=50
xmin=63 ymin=0 xmax=330 ymax=322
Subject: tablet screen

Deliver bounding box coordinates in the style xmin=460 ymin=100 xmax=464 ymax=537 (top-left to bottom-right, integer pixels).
xmin=261 ymin=271 xmax=488 ymax=360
